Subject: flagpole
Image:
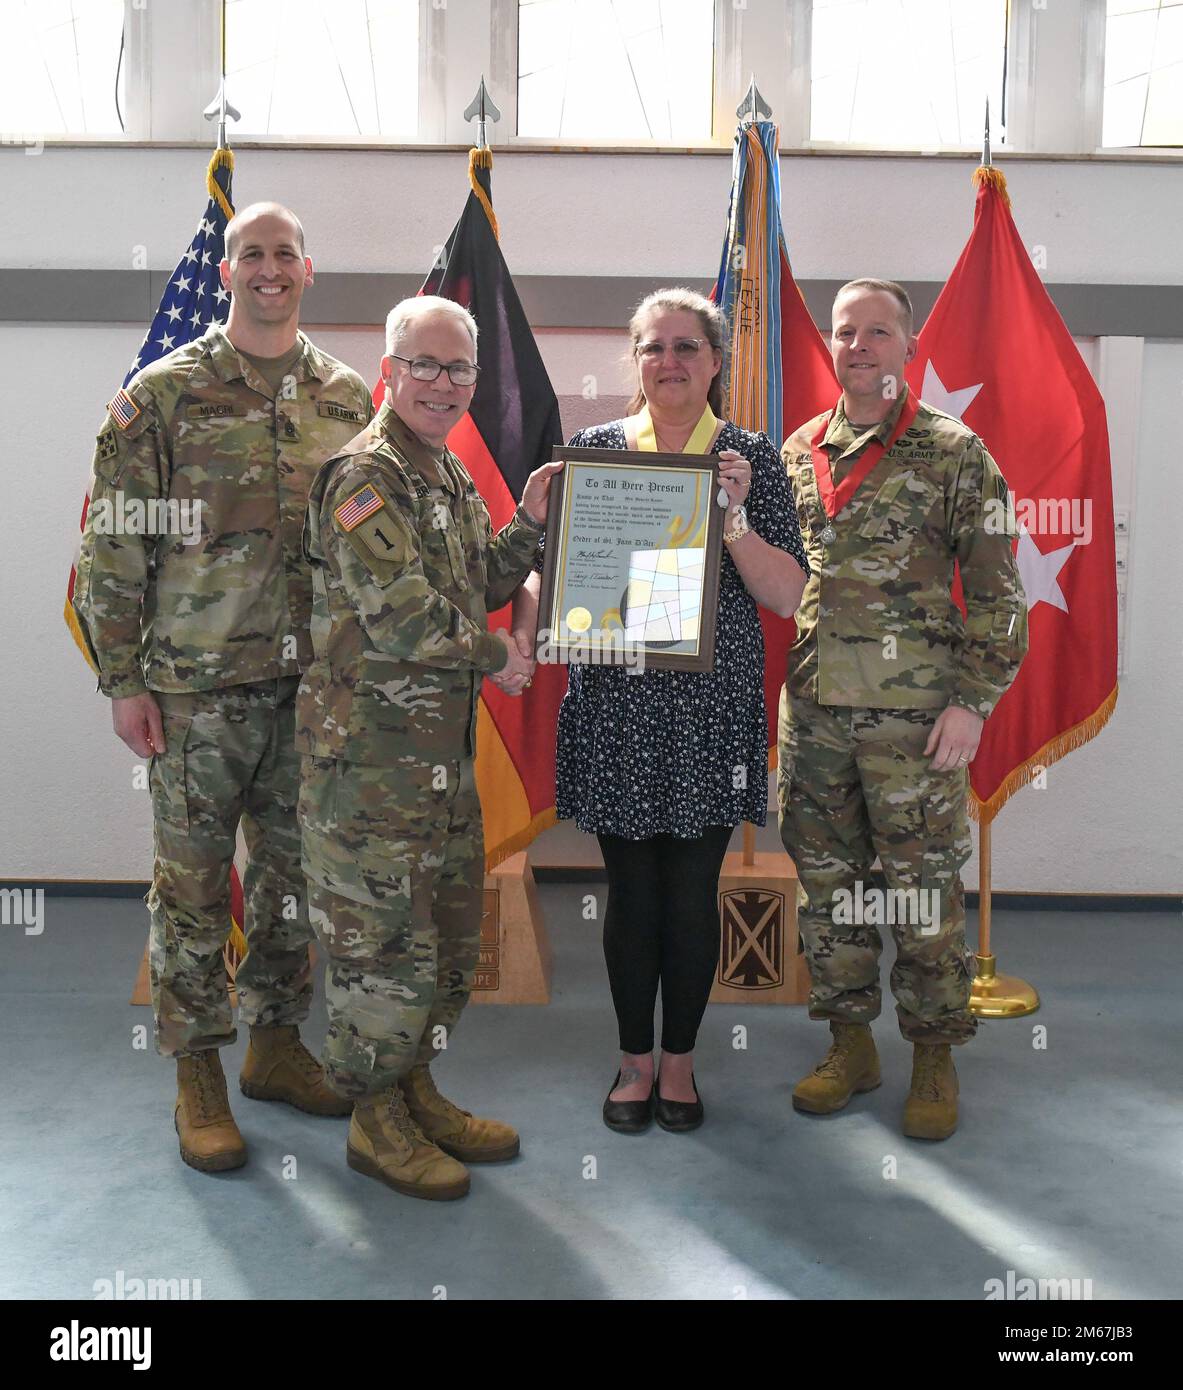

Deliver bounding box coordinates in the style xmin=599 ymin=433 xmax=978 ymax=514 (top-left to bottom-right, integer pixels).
xmin=736 ymin=77 xmax=768 ymax=871
xmin=202 ymin=0 xmax=240 ymax=151
xmin=967 ymin=96 xmax=1038 ymax=1020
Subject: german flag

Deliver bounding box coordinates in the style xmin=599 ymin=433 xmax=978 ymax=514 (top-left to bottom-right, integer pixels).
xmin=388 ymin=147 xmax=565 ymax=867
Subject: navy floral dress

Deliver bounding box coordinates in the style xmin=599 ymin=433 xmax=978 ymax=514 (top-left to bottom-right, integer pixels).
xmin=538 ymin=420 xmax=808 ymax=840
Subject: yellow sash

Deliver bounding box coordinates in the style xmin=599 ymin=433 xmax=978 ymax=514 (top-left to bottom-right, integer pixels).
xmin=629 ymin=403 xmax=722 ymax=454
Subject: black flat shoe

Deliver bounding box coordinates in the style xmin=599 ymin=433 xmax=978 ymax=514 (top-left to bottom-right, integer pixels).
xmin=603 ymin=1071 xmax=655 ymax=1134
xmin=655 ymin=1074 xmax=704 ymax=1133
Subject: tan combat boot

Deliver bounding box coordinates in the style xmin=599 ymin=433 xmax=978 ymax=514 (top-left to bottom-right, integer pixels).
xmin=175 ymin=1051 xmax=247 ymax=1172
xmin=400 ymin=1064 xmax=521 ymax=1162
xmin=902 ymin=1043 xmax=959 ymax=1140
xmin=239 ymin=1024 xmax=353 ymax=1116
xmin=792 ymin=1021 xmax=881 ymax=1115
xmin=346 ymin=1086 xmax=471 ymax=1201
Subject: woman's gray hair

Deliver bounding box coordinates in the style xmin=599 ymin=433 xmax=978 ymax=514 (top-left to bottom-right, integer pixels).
xmin=626 ymin=286 xmax=726 ymax=417
xmin=385 ymin=295 xmax=478 ymax=357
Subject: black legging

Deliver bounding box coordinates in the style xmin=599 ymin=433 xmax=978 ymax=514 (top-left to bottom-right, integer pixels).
xmin=597 ymin=827 xmax=733 ymax=1056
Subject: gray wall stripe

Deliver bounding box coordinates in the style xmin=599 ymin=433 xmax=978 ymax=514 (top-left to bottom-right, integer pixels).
xmin=1 ymin=269 xmax=1178 ymax=338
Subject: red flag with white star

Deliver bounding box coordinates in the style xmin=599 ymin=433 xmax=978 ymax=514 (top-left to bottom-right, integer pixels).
xmin=906 ymin=167 xmax=1118 ymax=823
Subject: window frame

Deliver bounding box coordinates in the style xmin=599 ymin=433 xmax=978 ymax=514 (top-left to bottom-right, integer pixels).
xmin=16 ymin=0 xmax=1180 ymax=159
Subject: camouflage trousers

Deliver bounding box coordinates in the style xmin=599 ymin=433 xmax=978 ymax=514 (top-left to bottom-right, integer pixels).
xmin=777 ymin=690 xmax=977 ymax=1045
xmin=299 ymin=755 xmax=484 ymax=1099
xmin=147 ymin=676 xmax=313 ymax=1057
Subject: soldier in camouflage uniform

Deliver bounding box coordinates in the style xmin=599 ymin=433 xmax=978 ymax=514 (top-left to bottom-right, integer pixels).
xmin=778 ymin=279 xmax=1028 ymax=1140
xmin=73 ymin=203 xmax=372 ymax=1172
xmin=298 ymin=296 xmax=559 ymax=1201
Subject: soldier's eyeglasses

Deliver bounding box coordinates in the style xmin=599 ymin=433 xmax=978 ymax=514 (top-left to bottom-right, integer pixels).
xmin=635 ymin=338 xmax=708 ymax=361
xmin=390 ymin=353 xmax=480 ymax=387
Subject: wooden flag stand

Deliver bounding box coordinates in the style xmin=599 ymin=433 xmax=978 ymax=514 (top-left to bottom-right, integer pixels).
xmin=969 ymin=818 xmax=1039 ymax=1017
xmin=709 ymin=823 xmax=809 ymax=1005
xmin=470 ymin=852 xmax=552 ymax=1005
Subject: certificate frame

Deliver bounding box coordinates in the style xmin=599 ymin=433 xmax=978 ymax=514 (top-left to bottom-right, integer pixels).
xmin=536 ymin=445 xmax=725 ymax=673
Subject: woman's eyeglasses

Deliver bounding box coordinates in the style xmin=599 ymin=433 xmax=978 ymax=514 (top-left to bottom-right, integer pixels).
xmin=634 ymin=338 xmax=709 ymax=361
xmin=389 ymin=353 xmax=480 ymax=386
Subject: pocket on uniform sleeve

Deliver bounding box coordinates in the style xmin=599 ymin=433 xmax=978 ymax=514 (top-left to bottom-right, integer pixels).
xmin=148 ymin=715 xmax=193 ymax=834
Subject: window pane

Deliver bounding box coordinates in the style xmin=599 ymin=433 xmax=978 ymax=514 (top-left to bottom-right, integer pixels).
xmin=810 ymin=0 xmax=1008 ymax=148
xmin=226 ymin=0 xmax=418 ymax=139
xmin=517 ymin=0 xmax=714 ymax=142
xmin=0 ymin=0 xmax=125 ymax=136
xmin=1103 ymin=1 xmax=1183 ymax=147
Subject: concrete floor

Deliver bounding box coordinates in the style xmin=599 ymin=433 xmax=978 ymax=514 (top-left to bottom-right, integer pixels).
xmin=1 ymin=890 xmax=1178 ymax=1301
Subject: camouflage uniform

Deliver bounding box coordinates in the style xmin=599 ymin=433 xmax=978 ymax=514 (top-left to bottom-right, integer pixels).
xmin=72 ymin=325 xmax=373 ymax=1055
xmin=778 ymin=387 xmax=1028 ymax=1044
xmin=297 ymin=398 xmax=543 ymax=1099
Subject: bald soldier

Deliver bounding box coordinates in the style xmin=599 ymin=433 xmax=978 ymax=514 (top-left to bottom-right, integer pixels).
xmin=298 ymin=296 xmax=559 ymax=1201
xmin=778 ymin=279 xmax=1027 ymax=1140
xmin=74 ymin=202 xmax=373 ymax=1171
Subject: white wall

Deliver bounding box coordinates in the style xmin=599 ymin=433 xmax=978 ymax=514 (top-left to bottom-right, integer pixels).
xmin=2 ymin=145 xmax=1180 ymax=891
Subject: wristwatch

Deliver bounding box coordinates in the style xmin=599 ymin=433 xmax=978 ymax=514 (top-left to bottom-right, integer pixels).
xmin=723 ymin=504 xmax=750 ymax=546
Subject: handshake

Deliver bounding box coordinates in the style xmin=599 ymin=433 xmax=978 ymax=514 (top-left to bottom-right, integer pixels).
xmin=488 ymin=629 xmax=536 ymax=697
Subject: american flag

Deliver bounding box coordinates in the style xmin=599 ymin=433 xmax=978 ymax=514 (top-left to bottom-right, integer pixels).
xmin=66 ymin=147 xmax=235 ymax=635
xmin=334 ymin=484 xmax=384 ymax=531
xmin=123 ymin=148 xmax=235 ymax=385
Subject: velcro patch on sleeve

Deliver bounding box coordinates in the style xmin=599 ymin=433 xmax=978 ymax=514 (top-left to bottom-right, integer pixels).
xmin=108 ymin=388 xmax=142 ymax=430
xmin=97 ymin=427 xmax=119 ymax=462
xmin=334 ymin=483 xmax=386 ymax=532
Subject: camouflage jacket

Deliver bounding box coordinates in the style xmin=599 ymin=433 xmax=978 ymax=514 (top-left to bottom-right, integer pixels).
xmin=72 ymin=325 xmax=373 ymax=698
xmin=296 ymin=399 xmax=544 ymax=766
xmin=782 ymin=387 xmax=1028 ymax=717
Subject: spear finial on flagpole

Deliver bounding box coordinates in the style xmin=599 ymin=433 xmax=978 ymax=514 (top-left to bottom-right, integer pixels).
xmin=982 ymin=96 xmax=992 ymax=168
xmin=736 ymin=75 xmax=772 ymax=125
xmin=464 ymin=77 xmax=501 ymax=151
xmin=202 ymin=0 xmax=240 ymax=148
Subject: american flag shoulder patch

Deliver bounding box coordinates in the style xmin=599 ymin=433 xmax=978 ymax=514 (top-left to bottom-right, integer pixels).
xmin=108 ymin=388 xmax=142 ymax=430
xmin=334 ymin=483 xmax=385 ymax=532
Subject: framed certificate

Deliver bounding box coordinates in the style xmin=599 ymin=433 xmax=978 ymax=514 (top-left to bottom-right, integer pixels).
xmin=536 ymin=446 xmax=725 ymax=673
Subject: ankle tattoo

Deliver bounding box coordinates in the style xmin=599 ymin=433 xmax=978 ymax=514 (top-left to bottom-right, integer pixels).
xmin=619 ymin=1066 xmax=644 ymax=1087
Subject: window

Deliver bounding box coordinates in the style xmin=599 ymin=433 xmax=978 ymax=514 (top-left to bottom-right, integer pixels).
xmin=516 ymin=0 xmax=714 ymax=142
xmin=1102 ymin=0 xmax=1183 ymax=147
xmin=225 ymin=0 xmax=418 ymax=140
xmin=810 ymin=0 xmax=1008 ymax=148
xmin=0 ymin=0 xmax=125 ymax=136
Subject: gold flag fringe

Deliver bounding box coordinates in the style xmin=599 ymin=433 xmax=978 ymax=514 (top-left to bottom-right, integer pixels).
xmin=206 ymin=146 xmax=235 ymax=221
xmin=969 ymin=684 xmax=1117 ymax=826
xmin=468 ymin=146 xmax=500 ymax=242
xmin=972 ymin=164 xmax=1012 ymax=209
xmin=64 ymin=599 xmax=99 ymax=675
xmin=484 ymin=808 xmax=557 ymax=872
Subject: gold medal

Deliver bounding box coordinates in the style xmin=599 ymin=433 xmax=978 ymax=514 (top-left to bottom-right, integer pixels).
xmin=566 ymin=607 xmax=592 ymax=633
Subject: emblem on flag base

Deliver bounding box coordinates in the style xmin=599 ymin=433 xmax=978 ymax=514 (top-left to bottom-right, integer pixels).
xmin=469 ymin=852 xmax=553 ymax=1005
xmin=709 ymin=852 xmax=809 ymax=1005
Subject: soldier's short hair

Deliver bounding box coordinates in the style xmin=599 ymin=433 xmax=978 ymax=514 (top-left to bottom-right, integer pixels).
xmin=834 ymin=278 xmax=914 ymax=336
xmin=385 ymin=296 xmax=479 ymax=358
xmin=224 ymin=202 xmax=306 ymax=260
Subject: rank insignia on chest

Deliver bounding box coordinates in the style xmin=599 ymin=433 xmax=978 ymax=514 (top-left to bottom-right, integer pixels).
xmin=334 ymin=483 xmax=385 ymax=531
xmin=108 ymin=389 xmax=142 ymax=430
